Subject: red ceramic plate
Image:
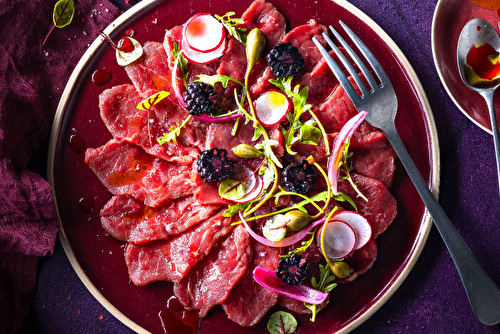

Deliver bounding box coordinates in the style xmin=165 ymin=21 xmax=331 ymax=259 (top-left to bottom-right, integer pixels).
xmin=48 ymin=0 xmax=438 ymax=333
xmin=432 ymin=0 xmax=500 ymax=134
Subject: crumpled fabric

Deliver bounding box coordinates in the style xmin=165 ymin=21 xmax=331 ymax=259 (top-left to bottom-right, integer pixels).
xmin=0 ymin=0 xmax=121 ymax=333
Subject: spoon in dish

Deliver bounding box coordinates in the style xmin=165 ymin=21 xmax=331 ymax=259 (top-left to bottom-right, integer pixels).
xmin=457 ymin=18 xmax=500 ymax=195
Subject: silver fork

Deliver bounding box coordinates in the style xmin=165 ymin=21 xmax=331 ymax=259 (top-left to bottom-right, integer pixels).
xmin=313 ymin=21 xmax=500 ymax=325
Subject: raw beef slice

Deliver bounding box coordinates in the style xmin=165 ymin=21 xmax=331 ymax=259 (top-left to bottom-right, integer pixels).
xmin=173 ymin=225 xmax=251 ymax=318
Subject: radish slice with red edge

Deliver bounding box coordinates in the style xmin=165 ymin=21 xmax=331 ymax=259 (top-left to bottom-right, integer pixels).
xmin=327 ymin=110 xmax=368 ymax=194
xmin=171 ymin=53 xmax=243 ymax=122
xmin=183 ymin=13 xmax=225 ymax=53
xmin=333 ymin=211 xmax=372 ymax=250
xmin=220 ymin=165 xmax=263 ymax=203
xmin=254 ymin=90 xmax=290 ymax=126
xmin=253 ymin=266 xmax=328 ymax=305
xmin=239 ymin=211 xmax=326 ymax=247
xmin=181 ymin=34 xmax=227 ymax=65
xmin=317 ymin=220 xmax=356 ymax=259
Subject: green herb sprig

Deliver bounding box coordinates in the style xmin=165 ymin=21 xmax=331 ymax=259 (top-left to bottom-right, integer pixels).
xmin=215 ymin=12 xmax=248 ymax=45
xmin=304 ymin=264 xmax=337 ymax=322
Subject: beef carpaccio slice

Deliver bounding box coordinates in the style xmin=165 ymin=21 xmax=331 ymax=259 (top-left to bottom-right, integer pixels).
xmin=338 ymin=173 xmax=397 ymax=238
xmin=85 ymin=139 xmax=199 ymax=207
xmin=173 ymin=225 xmax=251 ymax=318
xmin=222 ymin=241 xmax=282 ymax=326
xmin=100 ymin=192 xmax=223 ymax=244
xmin=238 ymin=0 xmax=287 ymax=49
xmin=98 ymin=84 xmax=199 ymax=165
xmin=125 ymin=210 xmax=233 ymax=285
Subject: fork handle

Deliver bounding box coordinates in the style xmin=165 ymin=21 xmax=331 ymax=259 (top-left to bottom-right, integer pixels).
xmin=384 ymin=125 xmax=500 ymax=325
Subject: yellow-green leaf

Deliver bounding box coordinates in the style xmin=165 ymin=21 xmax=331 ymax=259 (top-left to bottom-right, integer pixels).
xmin=137 ymin=91 xmax=170 ymax=110
xmin=53 ymin=0 xmax=74 ymax=28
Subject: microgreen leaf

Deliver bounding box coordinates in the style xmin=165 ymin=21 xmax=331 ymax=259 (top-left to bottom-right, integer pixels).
xmin=224 ymin=200 xmax=256 ymax=218
xmin=218 ymin=179 xmax=246 ymax=200
xmin=281 ymin=229 xmax=317 ymax=258
xmin=255 ymin=138 xmax=282 ymax=168
xmin=53 ymin=0 xmax=75 ymax=28
xmin=172 ymin=43 xmax=189 ymax=86
xmin=267 ymin=311 xmax=298 ymax=334
xmin=304 ymin=264 xmax=337 ymax=322
xmin=215 ymin=12 xmax=248 ymax=45
xmin=42 ymin=0 xmax=75 ymax=46
xmin=196 ymin=74 xmax=244 ymax=88
xmin=299 ymin=124 xmax=322 ymax=145
xmin=136 ymin=91 xmax=170 ymax=110
xmin=157 ymin=115 xmax=192 ymax=145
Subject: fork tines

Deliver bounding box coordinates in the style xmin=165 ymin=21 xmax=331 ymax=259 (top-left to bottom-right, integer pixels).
xmin=312 ymin=21 xmax=390 ymax=107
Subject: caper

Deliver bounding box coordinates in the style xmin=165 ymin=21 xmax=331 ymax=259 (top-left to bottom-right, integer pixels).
xmin=246 ymin=28 xmax=267 ymax=71
xmin=284 ymin=210 xmax=313 ymax=232
xmin=329 ymin=260 xmax=351 ymax=279
xmin=232 ymin=144 xmax=264 ymax=159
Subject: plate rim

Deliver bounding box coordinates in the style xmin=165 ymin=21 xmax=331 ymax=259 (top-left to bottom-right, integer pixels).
xmin=48 ymin=0 xmax=439 ymax=333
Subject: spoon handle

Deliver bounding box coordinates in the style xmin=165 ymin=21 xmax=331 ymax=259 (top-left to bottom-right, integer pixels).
xmin=483 ymin=92 xmax=500 ymax=196
xmin=384 ymin=125 xmax=500 ymax=326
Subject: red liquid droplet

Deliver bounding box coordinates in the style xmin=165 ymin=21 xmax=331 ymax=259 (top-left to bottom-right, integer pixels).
xmin=92 ymin=69 xmax=112 ymax=86
xmin=69 ymin=134 xmax=85 ymax=153
xmin=167 ymin=296 xmax=183 ymax=311
xmin=78 ymin=197 xmax=94 ymax=214
xmin=158 ymin=310 xmax=193 ymax=334
xmin=118 ymin=37 xmax=135 ymax=52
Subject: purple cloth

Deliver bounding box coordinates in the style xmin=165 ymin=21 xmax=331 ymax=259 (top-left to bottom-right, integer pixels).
xmin=9 ymin=0 xmax=500 ymax=333
xmin=0 ymin=0 xmax=121 ymax=333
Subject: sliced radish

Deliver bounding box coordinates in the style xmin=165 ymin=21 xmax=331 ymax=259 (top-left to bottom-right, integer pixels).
xmin=253 ymin=266 xmax=328 ymax=305
xmin=183 ymin=13 xmax=225 ymax=53
xmin=254 ymin=90 xmax=291 ymax=127
xmin=327 ymin=110 xmax=368 ymax=194
xmin=317 ymin=220 xmax=356 ymax=260
xmin=233 ymin=174 xmax=263 ymax=203
xmin=219 ymin=165 xmax=262 ymax=202
xmin=181 ymin=34 xmax=227 ymax=65
xmin=333 ymin=211 xmax=372 ymax=250
xmin=262 ymin=214 xmax=287 ymax=242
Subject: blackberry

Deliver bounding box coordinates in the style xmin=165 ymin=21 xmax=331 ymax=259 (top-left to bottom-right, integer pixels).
xmin=282 ymin=160 xmax=316 ymax=194
xmin=183 ymin=82 xmax=217 ymax=116
xmin=197 ymin=148 xmax=234 ymax=183
xmin=276 ymin=254 xmax=308 ymax=285
xmin=266 ymin=43 xmax=305 ymax=78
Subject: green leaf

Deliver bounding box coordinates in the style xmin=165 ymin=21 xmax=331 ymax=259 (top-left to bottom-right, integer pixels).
xmin=267 ymin=311 xmax=297 ymax=334
xmin=53 ymin=0 xmax=74 ymax=28
xmin=196 ymin=74 xmax=244 ymax=88
xmin=281 ymin=230 xmax=317 ymax=258
xmin=172 ymin=43 xmax=189 ymax=86
xmin=218 ymin=179 xmax=246 ymax=201
xmin=136 ymin=91 xmax=170 ymax=110
xmin=215 ymin=12 xmax=248 ymax=45
xmin=157 ymin=115 xmax=192 ymax=145
xmin=223 ymin=202 xmax=252 ymax=217
xmin=255 ymin=138 xmax=282 ymax=168
xmin=304 ymin=264 xmax=337 ymax=322
xmin=299 ymin=124 xmax=322 ymax=145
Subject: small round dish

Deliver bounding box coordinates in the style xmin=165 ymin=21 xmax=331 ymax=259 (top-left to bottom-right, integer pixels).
xmin=48 ymin=0 xmax=438 ymax=333
xmin=432 ymin=0 xmax=500 ymax=134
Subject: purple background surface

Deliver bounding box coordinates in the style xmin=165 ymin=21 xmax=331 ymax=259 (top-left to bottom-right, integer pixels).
xmin=14 ymin=0 xmax=500 ymax=333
